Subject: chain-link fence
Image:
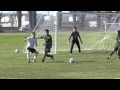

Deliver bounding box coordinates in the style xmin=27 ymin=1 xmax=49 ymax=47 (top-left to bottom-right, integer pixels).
xmin=1 ymin=12 xmax=120 ymax=53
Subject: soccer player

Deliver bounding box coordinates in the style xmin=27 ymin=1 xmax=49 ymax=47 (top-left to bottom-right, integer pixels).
xmin=107 ymin=30 xmax=120 ymax=59
xmin=39 ymin=29 xmax=54 ymax=62
xmin=68 ymin=27 xmax=83 ymax=55
xmin=107 ymin=42 xmax=118 ymax=59
xmin=116 ymin=31 xmax=120 ymax=59
xmin=24 ymin=32 xmax=39 ymax=63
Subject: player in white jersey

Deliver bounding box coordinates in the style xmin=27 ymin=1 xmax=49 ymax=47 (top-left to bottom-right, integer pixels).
xmin=24 ymin=32 xmax=39 ymax=63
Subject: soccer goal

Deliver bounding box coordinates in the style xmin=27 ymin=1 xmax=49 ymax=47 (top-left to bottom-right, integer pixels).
xmin=23 ymin=12 xmax=120 ymax=54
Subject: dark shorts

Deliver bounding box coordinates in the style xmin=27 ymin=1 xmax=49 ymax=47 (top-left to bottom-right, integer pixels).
xmin=27 ymin=47 xmax=36 ymax=53
xmin=45 ymin=45 xmax=52 ymax=53
xmin=114 ymin=46 xmax=118 ymax=51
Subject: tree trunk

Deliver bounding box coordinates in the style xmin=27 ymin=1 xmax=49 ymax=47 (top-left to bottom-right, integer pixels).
xmin=57 ymin=11 xmax=62 ymax=30
xmin=73 ymin=11 xmax=77 ymax=27
xmin=80 ymin=13 xmax=86 ymax=30
xmin=116 ymin=11 xmax=119 ymax=23
xmin=28 ymin=11 xmax=32 ymax=29
xmin=28 ymin=11 xmax=36 ymax=30
xmin=0 ymin=12 xmax=3 ymax=27
xmin=31 ymin=11 xmax=36 ymax=29
xmin=97 ymin=11 xmax=101 ymax=30
xmin=17 ymin=11 xmax=22 ymax=28
xmin=77 ymin=13 xmax=81 ymax=30
xmin=106 ymin=11 xmax=112 ymax=30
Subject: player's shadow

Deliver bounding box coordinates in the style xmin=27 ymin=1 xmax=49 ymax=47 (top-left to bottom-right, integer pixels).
xmin=75 ymin=61 xmax=96 ymax=64
xmin=45 ymin=61 xmax=64 ymax=63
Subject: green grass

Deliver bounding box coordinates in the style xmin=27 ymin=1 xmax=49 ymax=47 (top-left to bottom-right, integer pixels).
xmin=0 ymin=32 xmax=120 ymax=79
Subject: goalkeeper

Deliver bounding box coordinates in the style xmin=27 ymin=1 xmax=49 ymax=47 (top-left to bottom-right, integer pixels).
xmin=39 ymin=29 xmax=54 ymax=62
xmin=107 ymin=30 xmax=120 ymax=59
xmin=68 ymin=27 xmax=83 ymax=55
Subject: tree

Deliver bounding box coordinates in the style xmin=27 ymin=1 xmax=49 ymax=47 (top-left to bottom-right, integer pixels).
xmin=116 ymin=11 xmax=120 ymax=23
xmin=28 ymin=11 xmax=32 ymax=29
xmin=80 ymin=12 xmax=86 ymax=30
xmin=28 ymin=11 xmax=36 ymax=29
xmin=0 ymin=12 xmax=4 ymax=32
xmin=106 ymin=11 xmax=112 ymax=30
xmin=57 ymin=11 xmax=62 ymax=30
xmin=97 ymin=11 xmax=101 ymax=30
xmin=69 ymin=11 xmax=77 ymax=27
xmin=0 ymin=12 xmax=3 ymax=27
xmin=73 ymin=11 xmax=77 ymax=27
xmin=17 ymin=11 xmax=22 ymax=28
xmin=106 ymin=11 xmax=112 ymax=23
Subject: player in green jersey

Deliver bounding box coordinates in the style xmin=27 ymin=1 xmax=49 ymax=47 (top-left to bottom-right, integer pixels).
xmin=39 ymin=29 xmax=54 ymax=62
xmin=107 ymin=30 xmax=120 ymax=59
xmin=116 ymin=31 xmax=120 ymax=59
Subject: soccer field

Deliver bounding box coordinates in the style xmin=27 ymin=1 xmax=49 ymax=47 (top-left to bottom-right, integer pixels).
xmin=0 ymin=32 xmax=120 ymax=79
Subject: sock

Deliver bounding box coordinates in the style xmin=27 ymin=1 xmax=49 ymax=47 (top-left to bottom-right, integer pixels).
xmin=34 ymin=52 xmax=39 ymax=60
xmin=109 ymin=51 xmax=115 ymax=57
xmin=27 ymin=50 xmax=30 ymax=60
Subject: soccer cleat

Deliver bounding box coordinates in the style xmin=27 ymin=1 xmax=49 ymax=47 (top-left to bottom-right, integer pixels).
xmin=51 ymin=55 xmax=54 ymax=60
xmin=70 ymin=53 xmax=72 ymax=55
xmin=28 ymin=59 xmax=30 ymax=63
xmin=79 ymin=53 xmax=82 ymax=54
xmin=107 ymin=56 xmax=110 ymax=59
xmin=42 ymin=59 xmax=44 ymax=62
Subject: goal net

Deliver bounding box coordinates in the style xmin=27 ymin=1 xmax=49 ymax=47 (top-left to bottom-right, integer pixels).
xmin=23 ymin=12 xmax=120 ymax=54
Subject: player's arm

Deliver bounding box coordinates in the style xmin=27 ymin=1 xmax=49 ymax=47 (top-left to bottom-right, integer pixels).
xmin=24 ymin=37 xmax=29 ymax=42
xmin=68 ymin=33 xmax=72 ymax=43
xmin=39 ymin=35 xmax=45 ymax=39
xmin=35 ymin=38 xmax=38 ymax=46
xmin=24 ymin=37 xmax=27 ymax=42
xmin=36 ymin=43 xmax=38 ymax=46
xmin=78 ymin=33 xmax=83 ymax=43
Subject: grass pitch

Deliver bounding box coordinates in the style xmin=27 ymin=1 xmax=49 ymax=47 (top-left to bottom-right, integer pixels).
xmin=0 ymin=32 xmax=120 ymax=79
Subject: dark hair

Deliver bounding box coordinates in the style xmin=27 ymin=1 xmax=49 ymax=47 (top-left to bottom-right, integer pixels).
xmin=45 ymin=29 xmax=49 ymax=32
xmin=118 ymin=31 xmax=120 ymax=34
xmin=32 ymin=32 xmax=35 ymax=35
xmin=74 ymin=27 xmax=77 ymax=30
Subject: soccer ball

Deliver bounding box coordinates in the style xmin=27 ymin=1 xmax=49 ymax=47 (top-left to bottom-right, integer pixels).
xmin=69 ymin=58 xmax=74 ymax=63
xmin=15 ymin=49 xmax=19 ymax=53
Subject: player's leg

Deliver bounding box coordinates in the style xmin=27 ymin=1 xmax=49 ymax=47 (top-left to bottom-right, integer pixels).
xmin=117 ymin=46 xmax=120 ymax=59
xmin=46 ymin=48 xmax=54 ymax=60
xmin=76 ymin=40 xmax=81 ymax=54
xmin=42 ymin=47 xmax=47 ymax=62
xmin=29 ymin=48 xmax=39 ymax=62
xmin=118 ymin=50 xmax=120 ymax=59
xmin=107 ymin=46 xmax=118 ymax=59
xmin=27 ymin=47 xmax=30 ymax=63
xmin=107 ymin=51 xmax=115 ymax=59
xmin=70 ymin=40 xmax=75 ymax=55
xmin=33 ymin=51 xmax=39 ymax=62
